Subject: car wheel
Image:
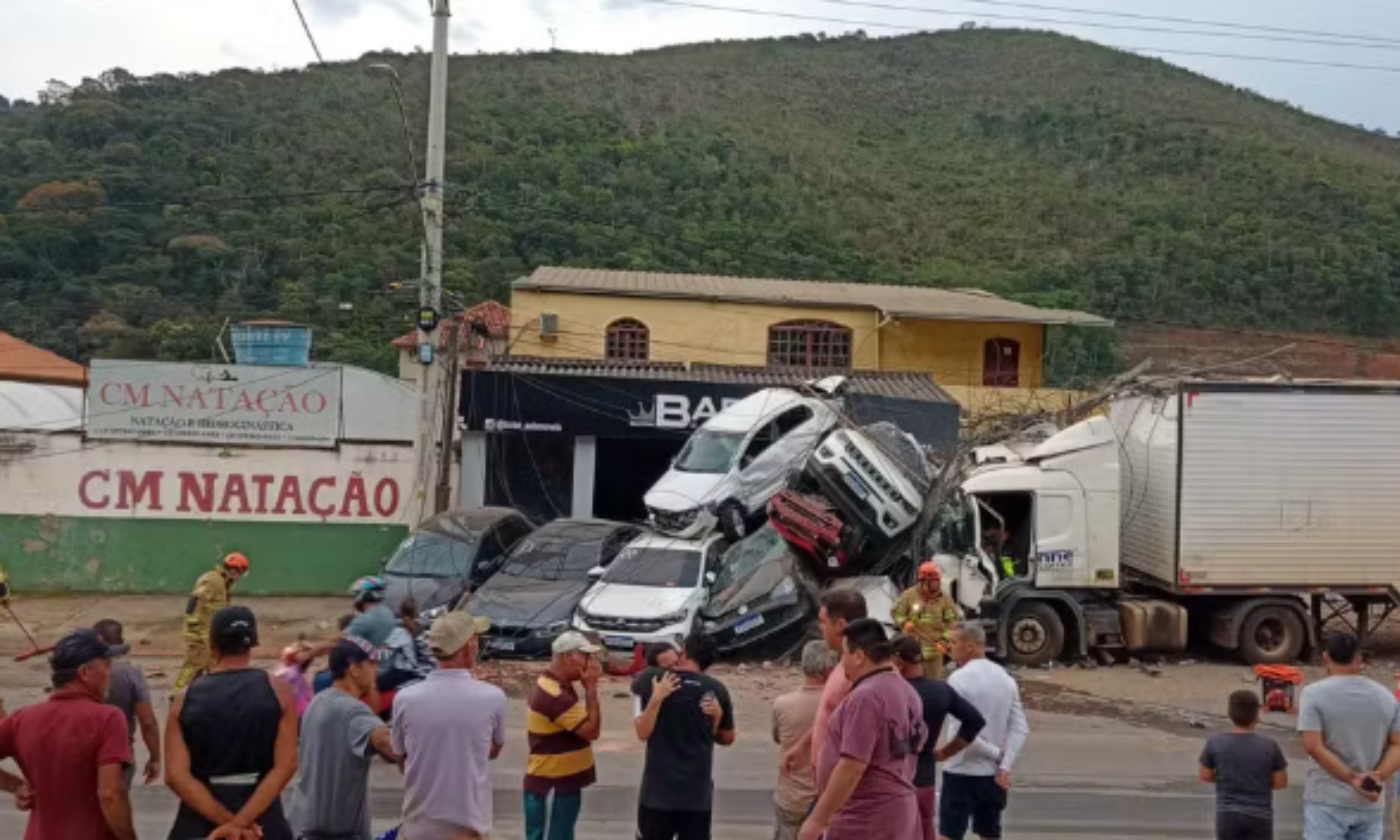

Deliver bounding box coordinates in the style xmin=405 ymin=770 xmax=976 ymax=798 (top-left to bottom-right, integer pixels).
xmin=718 ymin=502 xmax=747 ymax=541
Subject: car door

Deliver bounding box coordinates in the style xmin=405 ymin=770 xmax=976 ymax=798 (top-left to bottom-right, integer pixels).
xmin=735 ymin=404 xmax=819 ymax=511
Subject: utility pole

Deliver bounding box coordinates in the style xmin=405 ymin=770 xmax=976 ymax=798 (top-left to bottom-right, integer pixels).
xmin=435 ymin=322 xmax=462 ymax=514
xmin=414 ymin=0 xmax=452 ymax=522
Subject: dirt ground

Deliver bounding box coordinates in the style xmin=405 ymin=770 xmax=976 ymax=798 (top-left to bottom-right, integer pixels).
xmin=6 ymin=595 xmax=1400 ymax=728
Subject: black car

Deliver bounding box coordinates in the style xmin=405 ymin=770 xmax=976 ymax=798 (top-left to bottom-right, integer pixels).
xmin=700 ymin=523 xmax=819 ymax=657
xmin=465 ymin=518 xmax=643 ymax=658
xmin=381 ymin=507 xmax=534 ymax=620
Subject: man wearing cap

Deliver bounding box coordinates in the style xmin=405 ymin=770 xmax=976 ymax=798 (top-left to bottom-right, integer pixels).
xmin=892 ymin=562 xmax=961 ymax=679
xmin=289 ymin=636 xmax=401 ymax=840
xmin=176 ymin=551 xmax=250 ymax=692
xmin=0 ymin=628 xmax=137 ymax=839
xmin=392 ymin=610 xmax=507 ymax=840
xmin=525 ymin=631 xmax=604 ymax=840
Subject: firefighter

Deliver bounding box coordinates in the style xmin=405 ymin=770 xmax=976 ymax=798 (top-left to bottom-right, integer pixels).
xmin=891 ymin=561 xmax=962 ymax=679
xmin=174 ymin=552 xmax=249 ymax=692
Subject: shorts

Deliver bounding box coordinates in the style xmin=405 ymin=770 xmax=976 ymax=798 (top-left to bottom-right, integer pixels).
xmin=1217 ymin=811 xmax=1272 ymax=840
xmin=938 ymin=773 xmax=1006 ymax=840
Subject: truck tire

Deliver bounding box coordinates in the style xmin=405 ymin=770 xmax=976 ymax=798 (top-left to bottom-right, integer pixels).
xmin=1005 ymin=601 xmax=1065 ymax=668
xmin=718 ymin=502 xmax=748 ymax=541
xmin=1238 ymin=605 xmax=1306 ymax=665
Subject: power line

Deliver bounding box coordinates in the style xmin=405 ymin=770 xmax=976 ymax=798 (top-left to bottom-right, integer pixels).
xmin=7 ymin=186 xmax=413 ymax=215
xmin=804 ymin=0 xmax=1400 ymax=52
xmin=885 ymin=0 xmax=1400 ymax=47
xmin=636 ymin=0 xmax=1400 ymax=74
xmin=290 ymin=0 xmax=328 ymax=64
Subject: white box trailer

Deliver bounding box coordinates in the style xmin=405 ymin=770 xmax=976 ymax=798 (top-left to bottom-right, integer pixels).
xmin=949 ymin=379 xmax=1400 ymax=666
xmin=1117 ymin=381 xmax=1400 ymax=591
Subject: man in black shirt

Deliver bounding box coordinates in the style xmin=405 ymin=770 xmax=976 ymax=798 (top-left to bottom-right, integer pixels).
xmin=632 ymin=633 xmax=736 ymax=840
xmin=892 ymin=634 xmax=986 ymax=840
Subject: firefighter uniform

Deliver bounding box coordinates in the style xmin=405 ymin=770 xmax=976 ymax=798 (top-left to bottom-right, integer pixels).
xmin=174 ymin=567 xmax=233 ymax=691
xmin=892 ymin=585 xmax=962 ymax=679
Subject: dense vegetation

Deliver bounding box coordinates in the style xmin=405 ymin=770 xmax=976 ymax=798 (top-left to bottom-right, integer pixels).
xmin=2 ymin=29 xmax=1398 ymax=379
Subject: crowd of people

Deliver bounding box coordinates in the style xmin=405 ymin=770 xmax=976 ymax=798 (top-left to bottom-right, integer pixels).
xmin=6 ymin=551 xmax=1400 ymax=840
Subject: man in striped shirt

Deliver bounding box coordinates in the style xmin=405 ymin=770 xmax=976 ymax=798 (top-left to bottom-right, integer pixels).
xmin=525 ymin=631 xmax=604 ymax=840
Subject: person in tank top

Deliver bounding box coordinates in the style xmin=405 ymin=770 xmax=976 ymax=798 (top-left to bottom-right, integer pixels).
xmin=165 ymin=605 xmax=298 ymax=840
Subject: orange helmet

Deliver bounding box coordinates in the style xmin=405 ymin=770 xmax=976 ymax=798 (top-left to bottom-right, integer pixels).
xmin=918 ymin=561 xmax=940 ymax=581
xmin=222 ymin=552 xmax=250 ymax=572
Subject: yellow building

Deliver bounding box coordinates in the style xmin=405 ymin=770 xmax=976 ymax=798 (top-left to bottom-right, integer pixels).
xmin=508 ymin=267 xmax=1110 ymax=413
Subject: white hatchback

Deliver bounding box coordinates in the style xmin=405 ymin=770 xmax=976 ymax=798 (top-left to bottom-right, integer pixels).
xmin=644 ymin=387 xmax=838 ymax=540
xmin=573 ymin=532 xmax=728 ymax=653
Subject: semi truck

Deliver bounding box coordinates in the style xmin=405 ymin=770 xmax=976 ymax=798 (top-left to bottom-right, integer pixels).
xmin=933 ymin=379 xmax=1400 ymax=666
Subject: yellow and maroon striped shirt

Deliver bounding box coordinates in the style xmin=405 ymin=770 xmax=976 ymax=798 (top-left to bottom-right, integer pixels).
xmin=525 ymin=671 xmax=597 ymax=794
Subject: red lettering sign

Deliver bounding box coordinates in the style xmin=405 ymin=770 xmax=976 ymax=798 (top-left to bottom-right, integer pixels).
xmin=78 ymin=471 xmax=403 ymax=520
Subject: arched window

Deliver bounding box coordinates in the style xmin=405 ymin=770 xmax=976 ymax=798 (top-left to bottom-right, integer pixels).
xmin=983 ymin=338 xmax=1021 ymax=387
xmin=768 ymin=320 xmax=853 ymax=369
xmin=605 ymin=318 xmax=650 ymax=361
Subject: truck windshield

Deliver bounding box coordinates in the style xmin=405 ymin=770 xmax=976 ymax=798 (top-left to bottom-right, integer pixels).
xmin=673 ymin=430 xmax=745 ymax=474
xmin=929 ymin=502 xmax=975 ymax=555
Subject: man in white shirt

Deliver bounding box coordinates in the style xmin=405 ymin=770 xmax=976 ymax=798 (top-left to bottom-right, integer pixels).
xmin=940 ymin=622 xmax=1029 ymax=840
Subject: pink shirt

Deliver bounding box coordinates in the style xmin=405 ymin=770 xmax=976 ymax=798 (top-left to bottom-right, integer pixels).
xmin=809 ymin=666 xmax=851 ymax=772
xmin=815 ymin=669 xmax=925 ymax=840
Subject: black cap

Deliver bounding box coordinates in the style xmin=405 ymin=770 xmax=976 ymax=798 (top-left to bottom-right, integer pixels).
xmin=329 ymin=636 xmax=376 ymax=677
xmin=210 ymin=605 xmax=259 ymax=649
xmin=50 ymin=628 xmax=129 ymax=672
xmin=890 ymin=633 xmax=923 ymax=664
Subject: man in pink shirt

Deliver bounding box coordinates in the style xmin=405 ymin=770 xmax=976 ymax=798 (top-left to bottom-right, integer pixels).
xmin=781 ymin=589 xmax=867 ymax=776
xmin=801 ymin=617 xmax=926 ymax=840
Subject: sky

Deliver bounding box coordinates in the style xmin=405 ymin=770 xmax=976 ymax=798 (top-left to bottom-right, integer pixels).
xmin=1 ymin=0 xmax=1397 ymax=132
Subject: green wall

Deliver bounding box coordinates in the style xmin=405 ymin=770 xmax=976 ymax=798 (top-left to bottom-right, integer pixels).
xmin=0 ymin=515 xmax=408 ymax=595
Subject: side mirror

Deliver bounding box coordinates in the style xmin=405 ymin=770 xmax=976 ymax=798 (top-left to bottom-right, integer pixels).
xmin=587 ymin=565 xmax=606 ymax=581
xmin=704 ymin=571 xmax=717 ymax=585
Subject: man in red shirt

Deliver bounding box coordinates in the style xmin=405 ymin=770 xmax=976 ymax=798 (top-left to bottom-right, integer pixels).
xmin=0 ymin=628 xmax=136 ymax=840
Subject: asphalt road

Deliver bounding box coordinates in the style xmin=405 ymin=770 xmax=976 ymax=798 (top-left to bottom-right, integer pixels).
xmin=0 ymin=782 xmax=1315 ymax=839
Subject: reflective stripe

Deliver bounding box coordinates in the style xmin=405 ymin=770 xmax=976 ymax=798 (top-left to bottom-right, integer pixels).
xmin=208 ymin=773 xmax=259 ymax=785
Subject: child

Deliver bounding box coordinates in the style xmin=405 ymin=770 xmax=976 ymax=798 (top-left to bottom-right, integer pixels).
xmin=1199 ymin=690 xmax=1288 ymax=840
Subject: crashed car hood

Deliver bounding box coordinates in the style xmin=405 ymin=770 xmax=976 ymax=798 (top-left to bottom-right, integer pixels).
xmin=705 ymin=557 xmax=795 ymax=619
xmin=645 ymin=470 xmax=727 ymax=513
xmin=467 ymin=575 xmax=591 ymax=627
xmin=580 ymin=582 xmax=697 ymax=619
xmin=383 ymin=574 xmax=464 ymax=614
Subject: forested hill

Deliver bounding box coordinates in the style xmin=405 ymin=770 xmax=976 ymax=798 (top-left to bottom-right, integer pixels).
xmin=2 ymin=29 xmax=1400 ymax=373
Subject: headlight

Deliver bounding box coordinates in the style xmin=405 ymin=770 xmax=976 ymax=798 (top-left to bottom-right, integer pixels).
xmin=771 ymin=577 xmax=797 ymax=599
xmin=655 ymin=610 xmax=689 ymax=627
xmin=533 ymin=621 xmax=570 ymax=638
xmin=702 ymin=620 xmax=719 ymax=633
xmin=422 ymin=605 xmax=448 ymax=621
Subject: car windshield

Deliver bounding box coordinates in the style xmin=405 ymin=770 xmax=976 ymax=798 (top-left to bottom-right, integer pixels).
xmin=712 ymin=525 xmax=787 ymax=592
xmin=384 ymin=532 xmax=477 ymax=578
xmin=604 ymin=545 xmax=701 ymax=588
xmin=503 ymin=539 xmax=599 ymax=581
xmin=673 ymin=430 xmax=745 ymax=474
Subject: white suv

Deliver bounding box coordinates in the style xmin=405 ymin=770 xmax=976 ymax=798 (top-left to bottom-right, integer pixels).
xmin=573 ymin=532 xmax=727 ymax=653
xmin=808 ymin=423 xmax=928 ymax=541
xmin=645 ymin=388 xmax=837 ymax=540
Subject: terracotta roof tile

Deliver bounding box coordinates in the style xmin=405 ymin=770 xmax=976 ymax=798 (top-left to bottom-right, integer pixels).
xmin=0 ymin=331 xmax=87 ymax=387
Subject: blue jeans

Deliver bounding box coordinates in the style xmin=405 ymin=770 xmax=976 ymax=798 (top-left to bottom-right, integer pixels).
xmin=524 ymin=790 xmax=582 ymax=840
xmin=1303 ymin=802 xmax=1384 ymax=840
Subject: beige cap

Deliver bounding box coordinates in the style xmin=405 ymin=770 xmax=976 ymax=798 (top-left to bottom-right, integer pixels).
xmin=430 ymin=611 xmax=491 ymax=658
xmin=552 ymin=631 xmax=603 ymax=656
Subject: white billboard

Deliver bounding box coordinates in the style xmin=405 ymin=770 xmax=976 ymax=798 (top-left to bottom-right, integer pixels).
xmin=86 ymin=360 xmax=343 ymax=448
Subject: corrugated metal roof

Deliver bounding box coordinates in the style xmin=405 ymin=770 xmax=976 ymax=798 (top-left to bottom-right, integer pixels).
xmin=0 ymin=331 xmax=87 ymax=387
xmin=0 ymin=381 xmax=84 ymax=432
xmin=488 ymin=356 xmax=956 ymax=404
xmin=514 ymin=267 xmax=1111 ymax=328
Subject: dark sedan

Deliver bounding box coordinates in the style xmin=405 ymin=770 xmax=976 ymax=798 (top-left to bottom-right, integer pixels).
xmin=381 ymin=507 xmax=534 ymax=620
xmin=700 ymin=523 xmax=819 ymax=657
xmin=463 ymin=518 xmax=643 ymax=658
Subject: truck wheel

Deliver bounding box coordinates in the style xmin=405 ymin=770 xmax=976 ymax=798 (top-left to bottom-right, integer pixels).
xmin=1238 ymin=606 xmax=1305 ymax=665
xmin=718 ymin=502 xmax=748 ymax=541
xmin=1005 ymin=601 xmax=1065 ymax=668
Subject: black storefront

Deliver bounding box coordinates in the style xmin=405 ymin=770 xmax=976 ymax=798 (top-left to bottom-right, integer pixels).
xmin=459 ymin=361 xmax=961 ymax=525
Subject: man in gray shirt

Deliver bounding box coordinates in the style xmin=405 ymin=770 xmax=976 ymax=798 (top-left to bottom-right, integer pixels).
xmin=1297 ymin=632 xmax=1400 ymax=840
xmin=289 ymin=636 xmax=400 ymax=840
xmin=94 ymin=619 xmax=160 ymax=788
